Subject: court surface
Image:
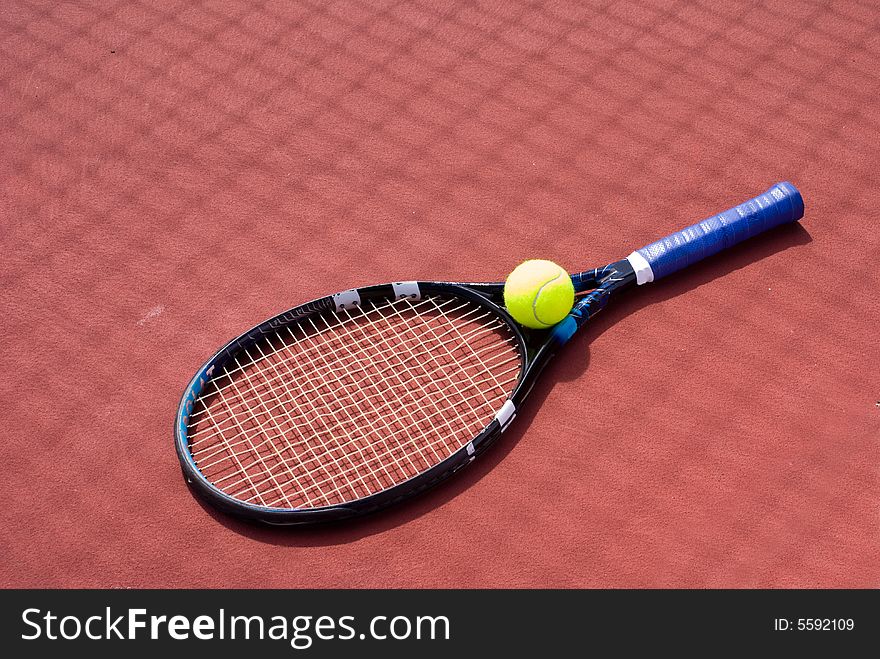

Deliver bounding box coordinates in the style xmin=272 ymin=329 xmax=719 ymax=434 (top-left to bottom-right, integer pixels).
xmin=2 ymin=0 xmax=878 ymax=587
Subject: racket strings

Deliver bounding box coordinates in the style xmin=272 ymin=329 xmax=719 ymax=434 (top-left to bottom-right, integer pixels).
xmin=192 ymin=312 xmax=518 ymax=476
xmin=187 ymin=300 xmax=510 ymax=441
xmin=230 ymin=308 xmax=509 ymax=505
xmin=191 ymin=343 xmax=518 ymax=469
xmin=187 ymin=295 xmax=521 ymax=508
xmin=216 ymin=299 xmax=518 ymax=508
xmin=275 ymin=301 xmax=516 ymax=506
xmin=187 ymin=297 xmax=483 ymax=429
xmin=234 ymin=310 xmax=521 ymax=506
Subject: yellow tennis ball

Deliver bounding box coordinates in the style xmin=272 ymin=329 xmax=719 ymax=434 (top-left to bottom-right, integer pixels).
xmin=503 ymin=259 xmax=575 ymax=329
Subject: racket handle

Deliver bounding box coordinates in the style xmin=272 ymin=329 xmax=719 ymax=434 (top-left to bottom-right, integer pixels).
xmin=627 ymin=182 xmax=804 ymax=284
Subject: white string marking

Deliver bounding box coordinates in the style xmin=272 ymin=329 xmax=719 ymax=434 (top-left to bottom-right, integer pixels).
xmin=187 ymin=296 xmax=471 ymax=423
xmin=226 ymin=352 xmax=319 ymax=506
xmin=234 ymin=347 xmax=324 ymax=507
xmin=293 ymin=315 xmax=406 ymax=503
xmin=186 ymin=295 xmax=522 ymax=509
xmin=221 ymin=306 xmax=450 ymax=504
xmin=194 ymin=340 xmax=518 ymax=500
xmin=205 ymin=375 xmax=282 ymax=506
xmin=258 ymin=336 xmax=381 ymax=505
xmin=200 ymin=303 xmax=519 ymax=507
xmin=260 ymin=388 xmax=516 ymax=507
xmin=227 ymin=305 xmax=516 ymax=506
xmin=317 ymin=308 xmax=435 ymax=473
xmin=208 ymin=365 xmax=520 ymax=502
xmin=186 ymin=297 xmax=488 ymax=432
xmin=381 ymin=299 xmax=497 ymax=438
xmin=212 ymin=367 xmax=520 ymax=504
xmin=217 ymin=366 xmax=298 ymax=508
xmin=195 ymin=390 xmax=267 ymax=506
xmin=208 ymin=331 xmax=389 ymax=507
xmin=191 ymin=340 xmax=517 ymax=468
xmin=202 ymin=328 xmax=386 ymax=507
xmin=188 ymin=309 xmax=515 ymax=448
xmin=422 ymin=296 xmax=510 ymax=399
xmin=325 ymin=302 xmax=490 ymax=477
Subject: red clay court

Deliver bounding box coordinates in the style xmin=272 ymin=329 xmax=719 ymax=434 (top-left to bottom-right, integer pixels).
xmin=1 ymin=0 xmax=878 ymax=588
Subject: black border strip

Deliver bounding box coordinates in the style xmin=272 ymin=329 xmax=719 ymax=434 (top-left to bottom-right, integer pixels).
xmin=4 ymin=589 xmax=876 ymax=656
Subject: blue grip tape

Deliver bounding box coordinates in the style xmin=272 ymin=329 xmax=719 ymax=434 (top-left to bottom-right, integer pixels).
xmin=636 ymin=182 xmax=804 ymax=281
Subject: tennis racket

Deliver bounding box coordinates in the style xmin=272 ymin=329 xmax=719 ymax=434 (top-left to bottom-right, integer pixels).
xmin=175 ymin=182 xmax=804 ymax=525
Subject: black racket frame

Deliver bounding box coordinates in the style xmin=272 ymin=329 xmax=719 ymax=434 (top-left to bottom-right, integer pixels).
xmin=174 ymin=260 xmax=636 ymax=525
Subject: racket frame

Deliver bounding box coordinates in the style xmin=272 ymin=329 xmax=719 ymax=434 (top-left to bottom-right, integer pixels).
xmin=175 ymin=262 xmax=636 ymax=525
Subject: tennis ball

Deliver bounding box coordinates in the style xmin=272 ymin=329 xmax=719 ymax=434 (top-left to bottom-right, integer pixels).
xmin=503 ymin=259 xmax=575 ymax=329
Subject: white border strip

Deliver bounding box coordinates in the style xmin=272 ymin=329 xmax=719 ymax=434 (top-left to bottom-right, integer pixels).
xmin=392 ymin=281 xmax=421 ymax=300
xmin=495 ymin=400 xmax=516 ymax=431
xmin=626 ymin=251 xmax=654 ymax=285
xmin=332 ymin=289 xmax=361 ymax=311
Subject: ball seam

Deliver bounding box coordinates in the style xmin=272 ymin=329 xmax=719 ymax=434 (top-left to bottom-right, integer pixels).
xmin=530 ymin=268 xmax=566 ymax=327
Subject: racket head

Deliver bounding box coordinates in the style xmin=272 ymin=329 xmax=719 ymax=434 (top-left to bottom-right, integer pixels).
xmin=175 ymin=282 xmax=530 ymax=525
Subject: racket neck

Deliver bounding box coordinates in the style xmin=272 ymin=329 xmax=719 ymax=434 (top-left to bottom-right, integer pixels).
xmin=549 ymin=260 xmax=636 ymax=346
xmin=571 ymin=259 xmax=636 ymax=294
